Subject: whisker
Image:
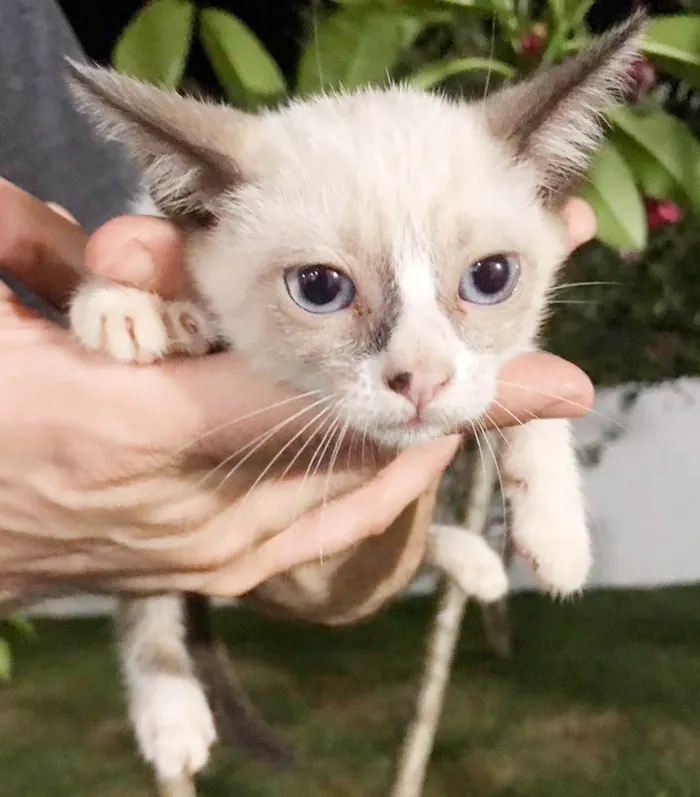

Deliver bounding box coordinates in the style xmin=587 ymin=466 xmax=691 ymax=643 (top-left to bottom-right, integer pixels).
xmin=549 ymin=300 xmax=600 ymax=306
xmin=496 ymin=379 xmax=630 ymax=432
xmin=489 ymin=397 xmax=526 ymax=430
xmin=316 ymin=416 xmax=350 ymax=563
xmin=551 ymin=281 xmax=618 ymax=292
xmin=319 ymin=415 xmax=351 ymax=528
xmin=206 ymin=395 xmax=334 ymax=493
xmin=311 ymin=0 xmax=324 ymax=88
xmin=481 ymin=409 xmax=512 ymax=450
xmin=470 ymin=421 xmax=488 ymax=499
xmin=292 ymin=411 xmax=342 ymax=525
xmin=233 ymin=404 xmax=335 ymax=517
xmin=123 ymin=400 xmax=337 ymax=554
xmin=475 ymin=419 xmax=507 ymax=560
xmin=161 ymin=389 xmax=323 ymax=464
xmin=276 ymin=404 xmax=340 ymax=486
xmin=482 ymin=15 xmax=497 ymax=102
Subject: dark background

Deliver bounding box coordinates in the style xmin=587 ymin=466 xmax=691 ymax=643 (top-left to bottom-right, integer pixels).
xmin=58 ymin=0 xmax=679 ymax=94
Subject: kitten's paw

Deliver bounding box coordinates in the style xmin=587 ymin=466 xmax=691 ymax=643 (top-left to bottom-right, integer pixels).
xmin=513 ymin=509 xmax=591 ymax=597
xmin=502 ymin=419 xmax=592 ymax=598
xmin=428 ymin=524 xmax=509 ymax=603
xmin=69 ymin=281 xmax=217 ymax=364
xmin=132 ymin=675 xmax=216 ymax=779
xmin=164 ymin=300 xmax=218 ymax=357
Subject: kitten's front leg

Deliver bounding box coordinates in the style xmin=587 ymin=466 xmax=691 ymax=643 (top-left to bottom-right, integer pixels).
xmin=501 ymin=418 xmax=591 ymax=595
xmin=69 ymin=278 xmax=218 ymax=363
xmin=69 ymin=279 xmax=219 ymax=781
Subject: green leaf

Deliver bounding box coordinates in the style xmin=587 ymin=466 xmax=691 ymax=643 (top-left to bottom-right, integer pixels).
xmin=199 ymin=9 xmax=286 ymax=108
xmin=611 ymin=131 xmax=676 ymax=199
xmin=296 ymin=7 xmax=426 ymax=95
xmin=547 ymin=0 xmax=565 ymax=22
xmin=642 ymin=14 xmax=700 ymax=89
xmin=610 ymin=105 xmax=700 ymax=215
xmin=112 ymin=0 xmax=194 ymax=87
xmin=409 ymin=57 xmax=514 ymax=89
xmin=5 ymin=614 xmax=35 ymax=640
xmin=0 ymin=639 xmax=11 ymax=683
xmin=563 ymin=0 xmax=595 ymax=30
xmin=578 ymin=140 xmax=647 ymax=252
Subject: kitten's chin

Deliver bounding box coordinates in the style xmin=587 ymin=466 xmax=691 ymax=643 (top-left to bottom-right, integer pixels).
xmin=368 ymin=423 xmax=455 ymax=451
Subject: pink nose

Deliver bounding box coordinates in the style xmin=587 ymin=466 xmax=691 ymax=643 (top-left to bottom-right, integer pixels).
xmin=385 ymin=369 xmax=453 ymax=410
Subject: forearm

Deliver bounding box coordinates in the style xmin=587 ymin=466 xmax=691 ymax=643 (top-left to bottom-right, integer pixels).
xmin=0 ymin=0 xmax=137 ymax=229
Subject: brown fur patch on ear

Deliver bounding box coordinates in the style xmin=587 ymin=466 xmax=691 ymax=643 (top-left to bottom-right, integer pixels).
xmin=485 ymin=8 xmax=647 ymax=207
xmin=66 ymin=60 xmax=253 ymax=226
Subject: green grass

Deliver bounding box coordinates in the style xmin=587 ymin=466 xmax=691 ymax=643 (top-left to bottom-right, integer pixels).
xmin=2 ymin=587 xmax=700 ymax=797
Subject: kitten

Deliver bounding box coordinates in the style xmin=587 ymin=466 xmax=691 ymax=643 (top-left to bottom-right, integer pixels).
xmin=65 ymin=10 xmax=645 ymax=785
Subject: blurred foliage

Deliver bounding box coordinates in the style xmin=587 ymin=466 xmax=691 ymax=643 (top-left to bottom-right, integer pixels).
xmin=0 ymin=614 xmax=35 ymax=683
xmin=547 ymin=215 xmax=700 ymax=386
xmin=111 ymin=0 xmax=700 ymax=385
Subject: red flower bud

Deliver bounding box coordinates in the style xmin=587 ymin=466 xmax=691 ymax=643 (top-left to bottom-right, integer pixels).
xmin=645 ymin=196 xmax=681 ymax=229
xmin=518 ymin=28 xmax=545 ymax=56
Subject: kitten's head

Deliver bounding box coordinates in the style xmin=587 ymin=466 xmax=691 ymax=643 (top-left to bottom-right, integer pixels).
xmin=67 ymin=11 xmax=644 ymax=449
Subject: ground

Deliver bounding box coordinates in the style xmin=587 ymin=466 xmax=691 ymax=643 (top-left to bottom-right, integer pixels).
xmin=2 ymin=587 xmax=700 ymax=797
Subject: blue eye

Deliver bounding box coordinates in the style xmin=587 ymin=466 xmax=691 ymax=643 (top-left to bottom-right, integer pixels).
xmin=285 ymin=265 xmax=356 ymax=314
xmin=458 ymin=254 xmax=521 ymax=305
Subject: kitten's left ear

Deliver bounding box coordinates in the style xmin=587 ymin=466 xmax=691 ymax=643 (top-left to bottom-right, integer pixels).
xmin=485 ymin=8 xmax=647 ymax=207
xmin=66 ymin=60 xmax=260 ymax=226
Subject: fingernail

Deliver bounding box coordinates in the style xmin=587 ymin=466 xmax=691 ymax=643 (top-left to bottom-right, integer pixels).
xmin=101 ymin=239 xmax=158 ymax=287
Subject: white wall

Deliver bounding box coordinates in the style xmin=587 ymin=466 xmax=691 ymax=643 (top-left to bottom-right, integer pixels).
xmin=511 ymin=376 xmax=700 ymax=591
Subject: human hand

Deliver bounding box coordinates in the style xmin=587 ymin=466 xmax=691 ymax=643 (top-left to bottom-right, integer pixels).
xmin=0 ymin=178 xmax=595 ymax=604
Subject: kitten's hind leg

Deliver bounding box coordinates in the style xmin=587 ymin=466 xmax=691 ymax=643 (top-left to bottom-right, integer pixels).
xmin=501 ymin=418 xmax=591 ymax=596
xmin=426 ymin=524 xmax=509 ymax=603
xmin=116 ymin=595 xmax=217 ymax=782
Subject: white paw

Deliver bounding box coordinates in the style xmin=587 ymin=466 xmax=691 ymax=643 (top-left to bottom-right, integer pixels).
xmin=502 ymin=418 xmax=592 ymax=598
xmin=69 ymin=281 xmax=217 ymax=364
xmin=513 ymin=510 xmax=591 ymax=597
xmin=132 ymin=675 xmax=217 ymax=779
xmin=429 ymin=525 xmax=509 ymax=603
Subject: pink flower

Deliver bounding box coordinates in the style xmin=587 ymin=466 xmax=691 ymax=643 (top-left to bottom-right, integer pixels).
xmin=645 ymin=196 xmax=681 ymax=229
xmin=518 ymin=25 xmax=546 ymax=56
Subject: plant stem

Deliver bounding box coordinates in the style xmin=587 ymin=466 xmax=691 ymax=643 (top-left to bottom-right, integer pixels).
xmin=387 ymin=435 xmax=502 ymax=797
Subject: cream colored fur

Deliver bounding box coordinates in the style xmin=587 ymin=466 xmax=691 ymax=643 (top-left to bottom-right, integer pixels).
xmin=65 ymin=11 xmax=644 ymax=781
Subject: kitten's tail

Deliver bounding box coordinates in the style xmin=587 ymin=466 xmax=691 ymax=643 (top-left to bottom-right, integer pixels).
xmin=184 ymin=593 xmax=296 ymax=769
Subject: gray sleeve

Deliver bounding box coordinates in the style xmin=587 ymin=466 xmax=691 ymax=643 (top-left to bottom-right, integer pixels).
xmin=0 ymin=0 xmax=139 ymax=230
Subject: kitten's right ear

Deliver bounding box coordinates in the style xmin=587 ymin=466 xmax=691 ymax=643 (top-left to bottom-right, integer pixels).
xmin=65 ymin=60 xmax=259 ymax=226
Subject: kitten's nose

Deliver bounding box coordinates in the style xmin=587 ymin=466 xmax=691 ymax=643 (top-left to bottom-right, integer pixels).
xmin=385 ymin=368 xmax=453 ymax=410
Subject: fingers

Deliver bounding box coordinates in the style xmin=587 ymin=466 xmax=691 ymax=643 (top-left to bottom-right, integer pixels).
xmin=562 ymin=197 xmax=597 ymax=255
xmin=147 ymin=349 xmax=592 ymax=459
xmin=0 ymin=177 xmax=86 ymax=305
xmin=484 ymin=352 xmax=594 ymax=428
xmin=84 ymin=214 xmax=188 ymax=299
xmin=203 ymin=435 xmax=461 ymax=594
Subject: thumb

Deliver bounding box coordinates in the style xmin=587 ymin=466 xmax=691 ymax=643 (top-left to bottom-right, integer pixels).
xmin=84 ymin=214 xmax=189 ymax=300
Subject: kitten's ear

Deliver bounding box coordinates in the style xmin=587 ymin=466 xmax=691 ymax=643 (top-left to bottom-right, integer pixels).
xmin=65 ymin=60 xmax=258 ymax=225
xmin=485 ymin=9 xmax=647 ymax=207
